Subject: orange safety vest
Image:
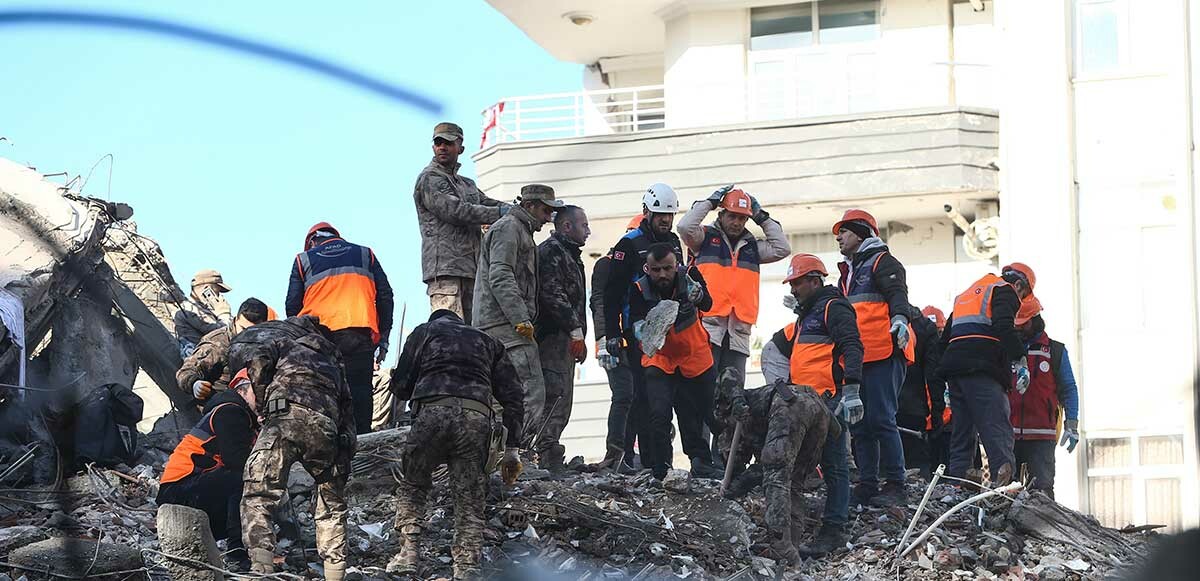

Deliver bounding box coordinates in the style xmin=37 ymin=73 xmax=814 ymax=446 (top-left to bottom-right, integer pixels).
xmin=636 ymin=274 xmax=714 ymax=378
xmin=295 ymin=238 xmax=380 ymax=343
xmin=781 ymin=297 xmax=840 ymax=396
xmin=692 ymin=226 xmax=761 ymax=324
xmin=948 ymin=273 xmax=1010 ymax=344
xmin=838 ymin=252 xmax=915 ymax=364
xmin=161 ymin=402 xmax=250 ymax=484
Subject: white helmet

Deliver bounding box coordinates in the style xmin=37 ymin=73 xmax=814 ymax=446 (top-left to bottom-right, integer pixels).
xmin=643 ymin=183 xmax=679 ymax=214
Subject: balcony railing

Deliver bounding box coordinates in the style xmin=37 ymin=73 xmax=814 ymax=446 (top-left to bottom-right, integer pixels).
xmin=479 ymin=84 xmax=665 ymax=148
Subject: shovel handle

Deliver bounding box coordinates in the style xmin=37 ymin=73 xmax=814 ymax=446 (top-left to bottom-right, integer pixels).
xmin=720 ymin=421 xmax=744 ymax=496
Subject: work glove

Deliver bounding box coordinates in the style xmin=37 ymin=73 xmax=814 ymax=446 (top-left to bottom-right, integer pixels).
xmin=374 ymin=340 xmax=388 ymax=365
xmin=685 ymin=275 xmax=703 ymax=303
xmin=731 ymin=397 xmax=751 ymax=425
xmin=782 ymin=294 xmax=800 ymax=314
xmin=633 ymin=320 xmax=646 ymax=342
xmin=500 ymin=447 xmax=523 ymax=485
xmin=1059 ymin=419 xmax=1080 ymax=453
xmin=569 ymin=328 xmax=587 ymax=363
xmin=1012 ymin=358 xmax=1030 ymax=394
xmin=597 ymin=337 xmax=620 ymax=370
xmin=890 ymin=315 xmax=910 ymax=351
xmin=192 ymin=380 xmax=213 ymax=400
xmin=707 ymin=184 xmax=735 ymax=207
xmin=515 ymin=321 xmax=535 ymax=341
xmin=836 ymin=384 xmax=865 ymax=425
xmin=747 ymin=193 xmax=770 ymax=224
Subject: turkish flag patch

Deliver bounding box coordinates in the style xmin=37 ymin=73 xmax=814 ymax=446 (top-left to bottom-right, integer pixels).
xmin=613 ymin=251 xmax=625 ymax=260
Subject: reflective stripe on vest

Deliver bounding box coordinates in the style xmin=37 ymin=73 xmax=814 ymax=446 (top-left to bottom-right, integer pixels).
xmin=781 ymin=299 xmax=837 ymax=396
xmin=1008 ymin=333 xmax=1061 ymax=440
xmin=296 ymin=240 xmax=380 ymax=342
xmin=693 ymin=226 xmax=761 ymax=323
xmin=636 ymin=275 xmax=714 ymax=378
xmin=160 ymin=402 xmax=238 ymax=484
xmin=840 ymin=252 xmax=894 ymax=363
xmin=949 ymin=273 xmax=1010 ymax=344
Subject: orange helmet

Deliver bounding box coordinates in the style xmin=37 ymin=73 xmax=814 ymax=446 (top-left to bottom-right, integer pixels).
xmin=720 ymin=189 xmax=754 ymax=217
xmin=782 ymin=253 xmax=828 ymax=283
xmin=1015 ymin=293 xmax=1043 ymax=325
xmin=921 ymin=306 xmax=946 ymax=329
xmin=625 ymin=215 xmax=644 ymax=231
xmin=1002 ymin=262 xmax=1036 ymax=291
xmin=305 ymin=222 xmax=340 ymax=250
xmin=832 ymin=209 xmax=879 ymax=236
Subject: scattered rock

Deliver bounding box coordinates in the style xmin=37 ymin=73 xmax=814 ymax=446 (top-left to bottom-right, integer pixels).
xmin=934 ymin=549 xmax=963 ymax=570
xmin=287 ymin=464 xmax=315 ymax=493
xmin=0 ymin=526 xmax=49 ymax=556
xmin=662 ymin=469 xmax=691 ymax=494
xmin=9 ymin=537 xmax=146 ymax=580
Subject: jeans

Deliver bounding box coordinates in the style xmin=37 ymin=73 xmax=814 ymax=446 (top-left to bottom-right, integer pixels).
xmin=947 ymin=373 xmax=1015 ymax=481
xmin=852 ymin=355 xmax=907 ymax=488
xmin=1014 ymin=439 xmax=1056 ymax=497
xmin=603 ymin=363 xmax=635 ymax=455
xmin=643 ymin=365 xmax=716 ymax=473
xmin=332 ymin=328 xmax=376 ymax=435
xmin=819 ymin=397 xmax=850 ymax=527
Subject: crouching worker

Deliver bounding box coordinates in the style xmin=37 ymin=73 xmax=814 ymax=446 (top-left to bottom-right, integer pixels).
xmin=386 ymin=310 xmax=525 ymax=579
xmin=158 ymin=369 xmax=259 ymax=571
xmin=715 ymin=368 xmax=837 ymax=566
xmin=228 ymin=316 xmax=357 ymax=580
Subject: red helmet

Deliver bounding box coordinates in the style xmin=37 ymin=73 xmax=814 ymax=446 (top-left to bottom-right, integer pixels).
xmin=782 ymin=253 xmax=828 ymax=283
xmin=832 ymin=209 xmax=879 ymax=236
xmin=1002 ymin=262 xmax=1036 ymax=291
xmin=304 ymin=222 xmax=340 ymax=250
xmin=720 ymin=189 xmax=754 ymax=217
xmin=921 ymin=306 xmax=946 ymax=329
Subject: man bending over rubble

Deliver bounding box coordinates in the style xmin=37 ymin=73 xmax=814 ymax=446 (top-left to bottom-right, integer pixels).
xmin=386 ymin=309 xmax=525 ymax=579
xmin=716 ymin=367 xmax=837 ymax=566
xmin=176 ymin=298 xmax=269 ymax=404
xmin=227 ymin=315 xmax=357 ymax=580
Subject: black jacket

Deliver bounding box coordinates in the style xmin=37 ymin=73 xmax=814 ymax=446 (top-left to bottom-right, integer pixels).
xmin=768 ymin=285 xmax=864 ymax=386
xmin=602 ymin=222 xmax=684 ymax=342
xmin=589 ymin=255 xmax=612 ymax=341
xmin=201 ymin=389 xmax=258 ymax=474
xmin=837 ymin=239 xmax=909 ymax=320
xmin=898 ymin=308 xmax=946 ymax=426
xmin=535 ymin=231 xmax=587 ymax=340
xmin=937 ymin=284 xmax=1025 ymax=386
xmin=627 ymin=265 xmax=713 ymax=326
xmin=390 ymin=312 xmax=524 ymax=448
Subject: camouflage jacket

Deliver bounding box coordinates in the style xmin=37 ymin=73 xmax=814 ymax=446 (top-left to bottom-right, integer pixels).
xmin=472 ymin=205 xmax=539 ymax=332
xmin=413 ymin=159 xmax=506 ymax=283
xmin=535 ymin=231 xmax=586 ymax=340
xmin=176 ymin=325 xmax=234 ymax=394
xmin=227 ymin=316 xmax=355 ymax=436
xmin=389 ymin=312 xmax=525 ymax=448
xmin=173 ymin=300 xmax=224 ymax=353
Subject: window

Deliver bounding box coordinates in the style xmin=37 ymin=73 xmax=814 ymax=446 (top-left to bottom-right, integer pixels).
xmin=1075 ymin=0 xmax=1128 ymax=74
xmin=1084 ymin=433 xmax=1187 ymax=533
xmin=751 ymin=1 xmax=879 ymax=51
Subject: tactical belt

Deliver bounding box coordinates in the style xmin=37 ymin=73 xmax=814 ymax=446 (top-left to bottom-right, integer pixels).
xmin=414 ymin=395 xmax=493 ymax=419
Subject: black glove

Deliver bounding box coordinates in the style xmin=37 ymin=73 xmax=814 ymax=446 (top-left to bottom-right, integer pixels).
xmin=605 ymin=337 xmax=623 ymax=358
xmin=731 ymin=397 xmax=751 ymax=424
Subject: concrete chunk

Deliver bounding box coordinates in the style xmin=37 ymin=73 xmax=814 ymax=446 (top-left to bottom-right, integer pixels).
xmin=156 ymin=503 xmax=224 ymax=581
xmin=8 ymin=537 xmax=146 ymax=580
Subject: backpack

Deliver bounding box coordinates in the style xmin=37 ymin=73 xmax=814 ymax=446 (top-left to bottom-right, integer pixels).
xmin=73 ymin=383 xmax=144 ymax=468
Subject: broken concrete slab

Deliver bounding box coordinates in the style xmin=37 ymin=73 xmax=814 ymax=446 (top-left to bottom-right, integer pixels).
xmin=8 ymin=537 xmax=146 ymax=580
xmin=662 ymin=468 xmax=691 ymax=494
xmin=156 ymin=503 xmax=224 ymax=581
xmin=0 ymin=526 xmax=48 ymax=556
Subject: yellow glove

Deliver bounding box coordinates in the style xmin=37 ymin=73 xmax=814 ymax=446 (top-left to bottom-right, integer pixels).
xmin=500 ymin=447 xmax=523 ymax=485
xmin=515 ymin=321 xmax=535 ymax=340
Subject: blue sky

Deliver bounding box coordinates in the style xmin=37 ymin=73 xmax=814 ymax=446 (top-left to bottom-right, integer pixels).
xmin=0 ymin=1 xmax=579 ymax=361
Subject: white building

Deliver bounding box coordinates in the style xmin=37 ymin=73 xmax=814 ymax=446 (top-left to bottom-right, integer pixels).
xmin=476 ymin=0 xmax=1198 ymax=532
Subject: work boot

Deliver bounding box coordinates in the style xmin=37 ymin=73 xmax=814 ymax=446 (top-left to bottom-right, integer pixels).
xmin=248 ymin=548 xmax=276 ymax=574
xmin=542 ymin=444 xmax=566 ymax=475
xmin=453 ymin=564 xmax=482 ymax=580
xmin=690 ymin=456 xmax=723 ymax=480
xmin=768 ymin=539 xmax=801 ymax=566
xmin=324 ymin=560 xmax=346 ymax=581
xmin=870 ymin=481 xmax=908 ymax=507
xmin=851 ymin=483 xmax=878 ymax=506
xmin=795 ymin=524 xmax=848 ymax=558
xmin=723 ymin=465 xmax=763 ymax=499
xmin=386 ymin=530 xmax=421 ymax=575
xmin=961 ymin=468 xmax=986 ymax=492
xmin=993 ymin=462 xmax=1014 ymax=486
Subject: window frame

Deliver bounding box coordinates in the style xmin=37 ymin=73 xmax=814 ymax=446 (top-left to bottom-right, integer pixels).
xmin=1072 ymin=0 xmax=1132 ymax=79
xmin=749 ymin=0 xmax=881 ymax=52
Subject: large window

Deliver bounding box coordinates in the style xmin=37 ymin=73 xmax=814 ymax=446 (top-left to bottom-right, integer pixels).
xmin=751 ymin=1 xmax=879 ymax=51
xmin=1074 ymin=0 xmax=1128 ymax=75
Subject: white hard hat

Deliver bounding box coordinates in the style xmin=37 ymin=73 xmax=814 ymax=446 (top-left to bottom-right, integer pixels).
xmin=643 ymin=183 xmax=679 ymax=214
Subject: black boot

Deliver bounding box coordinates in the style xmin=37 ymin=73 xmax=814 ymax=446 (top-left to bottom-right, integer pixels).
xmin=690 ymin=456 xmax=723 ymax=480
xmin=870 ymin=481 xmax=907 ymax=507
xmin=851 ymin=483 xmax=878 ymax=506
xmin=723 ymin=464 xmax=763 ymax=499
xmin=796 ymin=524 xmax=848 ymax=558
xmin=542 ymin=444 xmax=566 ymax=475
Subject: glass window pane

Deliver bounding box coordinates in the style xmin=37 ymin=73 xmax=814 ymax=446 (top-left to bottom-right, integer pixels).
xmin=1089 ymin=476 xmax=1133 ymax=528
xmin=751 ymin=4 xmax=813 ymax=50
xmin=1079 ymin=1 xmax=1121 ymax=73
xmin=819 ymin=0 xmax=880 ymax=44
xmin=1145 ymin=478 xmax=1183 ymax=533
xmin=1087 ymin=437 xmax=1131 ymax=468
xmin=1139 ymin=435 xmax=1185 ymax=466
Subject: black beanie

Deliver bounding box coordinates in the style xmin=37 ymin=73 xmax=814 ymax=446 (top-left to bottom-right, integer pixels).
xmin=843 ymin=220 xmax=875 ymax=240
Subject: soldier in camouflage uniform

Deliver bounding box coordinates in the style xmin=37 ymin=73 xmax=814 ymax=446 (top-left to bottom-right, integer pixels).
xmin=716 ymin=368 xmax=838 ymax=566
xmin=472 ymin=183 xmax=562 ymax=448
xmin=228 ymin=316 xmax=356 ymax=581
xmin=414 ymin=122 xmax=512 ymax=323
xmin=176 ymin=298 xmax=270 ymax=403
xmin=534 ymin=205 xmax=589 ymax=472
xmin=386 ymin=310 xmax=525 ymax=579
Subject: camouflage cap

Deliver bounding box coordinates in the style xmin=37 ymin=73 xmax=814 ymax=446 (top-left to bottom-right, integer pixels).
xmin=520 ymin=184 xmax=565 ymax=208
xmin=433 ymin=122 xmax=464 ymax=142
xmin=192 ymin=269 xmax=231 ymax=292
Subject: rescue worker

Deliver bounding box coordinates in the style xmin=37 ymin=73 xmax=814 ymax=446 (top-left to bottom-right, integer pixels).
xmin=938 ymin=264 xmax=1030 ymax=486
xmin=534 ymin=205 xmax=590 ymax=473
xmin=716 ymin=368 xmax=836 ymax=565
xmin=414 ymin=121 xmax=512 ymax=322
xmin=286 ymin=222 xmax=394 ymax=435
xmin=832 ymin=209 xmax=914 ymax=506
xmin=174 ymin=269 xmax=233 ymax=357
xmin=761 ymin=253 xmax=864 ymax=557
xmin=897 ymin=305 xmax=946 ymax=480
xmin=1009 ymin=292 xmax=1081 ymax=498
xmin=921 ymin=305 xmax=952 ymax=473
xmin=228 ymin=316 xmax=356 ymax=580
xmin=158 ymin=369 xmax=259 ymax=571
xmin=473 ymin=184 xmax=562 ymax=448
xmin=599 ymin=184 xmax=684 ymax=471
xmin=385 ymin=310 xmax=525 ymax=578
xmin=177 ymin=298 xmax=270 ymax=403
xmin=678 ymin=185 xmax=790 ymax=381
xmin=628 ymin=243 xmax=722 ymax=480
xmin=589 ymin=216 xmax=644 ymax=472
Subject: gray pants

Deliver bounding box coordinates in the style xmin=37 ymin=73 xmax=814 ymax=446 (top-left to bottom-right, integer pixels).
xmin=537 ymin=329 xmax=576 ymax=452
xmin=483 ymin=324 xmax=546 ymax=447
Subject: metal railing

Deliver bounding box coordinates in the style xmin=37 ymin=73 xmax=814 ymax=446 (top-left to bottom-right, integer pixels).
xmin=480 ymin=84 xmax=665 ymax=148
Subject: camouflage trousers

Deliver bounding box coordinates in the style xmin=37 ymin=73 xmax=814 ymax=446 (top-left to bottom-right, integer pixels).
xmin=427 ymin=276 xmax=474 ymax=325
xmin=483 ymin=325 xmax=546 ymax=447
xmin=394 ymin=405 xmax=490 ymax=575
xmin=242 ymin=405 xmax=348 ymax=569
xmin=536 ymin=329 xmax=576 ymax=453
